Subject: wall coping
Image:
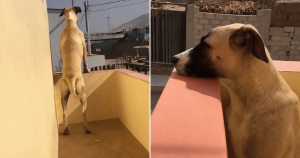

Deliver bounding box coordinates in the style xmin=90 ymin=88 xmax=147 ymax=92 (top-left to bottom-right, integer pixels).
xmin=115 ymin=69 xmax=149 ymax=82
xmin=53 ymin=69 xmax=149 ymax=83
xmin=151 ymin=70 xmax=227 ymax=158
xmin=151 ymin=60 xmax=300 ymax=158
xmin=273 ymin=60 xmax=300 ymax=72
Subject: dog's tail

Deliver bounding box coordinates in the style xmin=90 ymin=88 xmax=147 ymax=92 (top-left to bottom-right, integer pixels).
xmin=66 ymin=78 xmax=85 ymax=99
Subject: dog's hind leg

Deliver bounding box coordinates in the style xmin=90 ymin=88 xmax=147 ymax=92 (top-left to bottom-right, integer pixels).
xmin=80 ymin=94 xmax=91 ymax=134
xmin=61 ymin=80 xmax=71 ymax=135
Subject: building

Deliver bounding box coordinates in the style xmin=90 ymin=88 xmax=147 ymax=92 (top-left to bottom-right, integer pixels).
xmin=90 ymin=26 xmax=150 ymax=65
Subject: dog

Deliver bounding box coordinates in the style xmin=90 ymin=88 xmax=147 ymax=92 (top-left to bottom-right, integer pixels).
xmin=59 ymin=6 xmax=91 ymax=135
xmin=172 ymin=23 xmax=300 ymax=158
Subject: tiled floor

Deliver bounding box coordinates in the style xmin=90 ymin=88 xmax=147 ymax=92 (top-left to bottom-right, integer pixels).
xmin=59 ymin=119 xmax=149 ymax=158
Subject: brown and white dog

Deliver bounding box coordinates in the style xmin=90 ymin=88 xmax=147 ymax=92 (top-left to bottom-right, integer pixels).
xmin=172 ymin=23 xmax=300 ymax=158
xmin=59 ymin=6 xmax=90 ymax=135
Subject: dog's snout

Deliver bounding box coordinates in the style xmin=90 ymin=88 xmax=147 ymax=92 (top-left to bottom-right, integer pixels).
xmin=171 ymin=56 xmax=179 ymax=65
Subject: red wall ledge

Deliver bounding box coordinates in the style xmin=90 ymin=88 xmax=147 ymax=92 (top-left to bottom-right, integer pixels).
xmin=272 ymin=60 xmax=300 ymax=72
xmin=151 ymin=60 xmax=300 ymax=158
xmin=151 ymin=70 xmax=227 ymax=158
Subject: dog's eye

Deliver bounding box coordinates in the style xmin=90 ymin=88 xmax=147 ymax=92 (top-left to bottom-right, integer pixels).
xmin=217 ymin=56 xmax=221 ymax=60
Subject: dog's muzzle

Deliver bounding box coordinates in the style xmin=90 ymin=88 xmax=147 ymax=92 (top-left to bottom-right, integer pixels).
xmin=171 ymin=56 xmax=179 ymax=65
xmin=172 ymin=48 xmax=193 ymax=76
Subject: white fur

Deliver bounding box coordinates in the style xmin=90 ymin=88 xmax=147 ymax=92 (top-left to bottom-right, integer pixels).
xmin=173 ymin=48 xmax=192 ymax=75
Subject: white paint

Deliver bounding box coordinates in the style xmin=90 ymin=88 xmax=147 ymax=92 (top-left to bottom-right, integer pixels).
xmin=83 ymin=55 xmax=105 ymax=70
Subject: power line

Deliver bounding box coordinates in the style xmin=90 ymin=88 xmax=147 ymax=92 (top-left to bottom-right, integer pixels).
xmin=91 ymin=0 xmax=148 ymax=12
xmin=89 ymin=0 xmax=121 ymax=11
xmin=95 ymin=0 xmax=130 ymax=11
xmin=89 ymin=0 xmax=128 ymax=7
xmin=97 ymin=0 xmax=130 ymax=12
xmin=88 ymin=0 xmax=130 ymax=17
xmin=113 ymin=0 xmax=130 ymax=7
xmin=78 ymin=12 xmax=85 ymax=28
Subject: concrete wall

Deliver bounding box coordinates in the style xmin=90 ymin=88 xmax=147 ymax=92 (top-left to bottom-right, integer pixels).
xmin=0 ymin=1 xmax=58 ymax=157
xmin=53 ymin=71 xmax=116 ymax=124
xmin=267 ymin=27 xmax=300 ymax=61
xmin=47 ymin=9 xmax=105 ymax=72
xmin=86 ymin=55 xmax=106 ymax=70
xmin=271 ymin=1 xmax=300 ymax=27
xmin=186 ymin=5 xmax=271 ymax=49
xmin=53 ymin=70 xmax=149 ymax=151
xmin=106 ymin=59 xmax=117 ymax=65
xmin=111 ymin=71 xmax=150 ymax=151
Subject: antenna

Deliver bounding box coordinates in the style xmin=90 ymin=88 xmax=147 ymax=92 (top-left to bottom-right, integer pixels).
xmin=106 ymin=15 xmax=111 ymax=31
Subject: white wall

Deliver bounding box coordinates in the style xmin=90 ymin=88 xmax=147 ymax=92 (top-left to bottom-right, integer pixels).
xmin=86 ymin=55 xmax=106 ymax=70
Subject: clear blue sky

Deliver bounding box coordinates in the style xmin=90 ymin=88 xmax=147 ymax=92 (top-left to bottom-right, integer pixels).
xmin=47 ymin=0 xmax=149 ymax=33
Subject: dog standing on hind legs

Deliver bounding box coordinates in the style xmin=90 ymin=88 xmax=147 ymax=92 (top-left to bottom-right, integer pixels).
xmin=59 ymin=6 xmax=91 ymax=135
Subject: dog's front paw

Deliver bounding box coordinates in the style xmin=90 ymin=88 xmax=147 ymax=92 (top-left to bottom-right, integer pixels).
xmin=84 ymin=126 xmax=91 ymax=134
xmin=83 ymin=69 xmax=90 ymax=73
xmin=85 ymin=130 xmax=91 ymax=134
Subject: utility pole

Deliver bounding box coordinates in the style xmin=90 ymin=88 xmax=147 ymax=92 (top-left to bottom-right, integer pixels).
xmin=84 ymin=0 xmax=92 ymax=55
xmin=72 ymin=0 xmax=74 ymax=7
xmin=106 ymin=15 xmax=111 ymax=31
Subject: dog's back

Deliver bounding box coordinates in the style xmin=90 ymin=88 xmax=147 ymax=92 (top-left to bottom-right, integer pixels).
xmin=59 ymin=7 xmax=87 ymax=99
xmin=60 ymin=27 xmax=84 ymax=74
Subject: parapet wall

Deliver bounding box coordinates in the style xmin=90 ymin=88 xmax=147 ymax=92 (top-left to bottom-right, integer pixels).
xmin=186 ymin=5 xmax=271 ymax=49
xmin=267 ymin=27 xmax=300 ymax=61
xmin=53 ymin=69 xmax=149 ymax=151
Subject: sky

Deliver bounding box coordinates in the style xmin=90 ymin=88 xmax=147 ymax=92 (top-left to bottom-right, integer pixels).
xmin=47 ymin=0 xmax=149 ymax=33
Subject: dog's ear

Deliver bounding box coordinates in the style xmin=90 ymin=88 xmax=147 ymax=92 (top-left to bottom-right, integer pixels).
xmin=73 ymin=6 xmax=82 ymax=14
xmin=229 ymin=25 xmax=268 ymax=63
xmin=59 ymin=8 xmax=65 ymax=17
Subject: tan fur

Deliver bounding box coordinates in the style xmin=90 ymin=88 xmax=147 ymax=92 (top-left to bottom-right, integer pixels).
xmin=59 ymin=7 xmax=91 ymax=135
xmin=176 ymin=24 xmax=300 ymax=158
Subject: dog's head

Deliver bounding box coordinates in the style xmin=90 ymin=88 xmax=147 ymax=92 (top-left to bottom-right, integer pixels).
xmin=59 ymin=6 xmax=82 ymax=22
xmin=172 ymin=23 xmax=268 ymax=79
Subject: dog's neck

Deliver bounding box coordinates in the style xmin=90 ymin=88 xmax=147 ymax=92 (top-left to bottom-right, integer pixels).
xmin=220 ymin=58 xmax=293 ymax=109
xmin=65 ymin=18 xmax=78 ymax=28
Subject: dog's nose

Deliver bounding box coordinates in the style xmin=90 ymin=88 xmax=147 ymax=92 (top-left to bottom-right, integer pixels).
xmin=171 ymin=56 xmax=179 ymax=65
